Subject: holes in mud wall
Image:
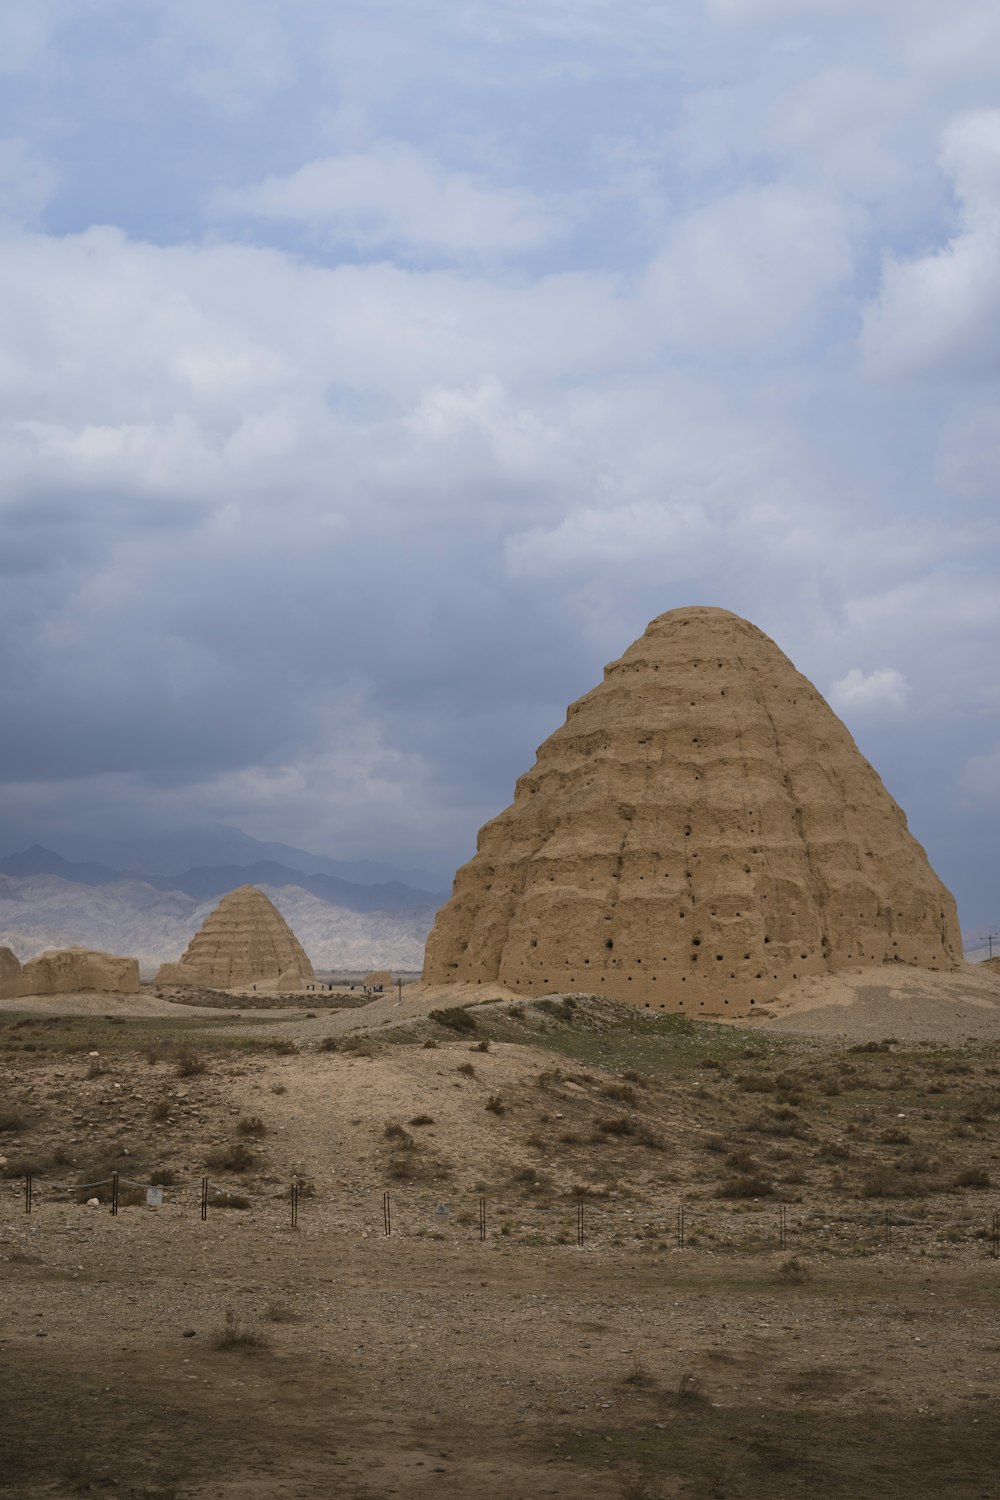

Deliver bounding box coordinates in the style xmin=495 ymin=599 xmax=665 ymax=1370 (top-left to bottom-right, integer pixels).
xmin=692 ymin=936 xmax=701 ymax=947
xmin=684 ymin=826 xmax=692 ymax=837
xmin=605 ymin=939 xmax=614 ymax=950
xmin=763 ymin=936 xmax=770 ymax=945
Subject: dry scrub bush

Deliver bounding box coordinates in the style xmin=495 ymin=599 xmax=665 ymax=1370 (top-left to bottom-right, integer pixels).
xmin=175 ymin=1046 xmax=206 ymax=1078
xmin=0 ymin=1109 xmax=27 ymax=1132
xmin=776 ymin=1257 xmax=811 ymax=1284
xmin=205 ymin=1141 xmax=256 ymax=1173
xmin=409 ymin=1114 xmax=435 ymax=1126
xmin=429 ymin=1006 xmax=477 ymax=1034
xmin=717 ymin=1173 xmax=774 ymax=1198
xmin=602 ymin=1083 xmax=639 ymax=1106
xmin=318 ymin=1036 xmax=338 ymax=1053
xmin=236 ymin=1115 xmax=267 ymax=1137
xmin=457 ymin=1061 xmax=476 ymax=1077
xmin=209 ymin=1191 xmax=251 ymax=1209
xmin=213 ymin=1309 xmax=269 ymax=1351
xmin=485 ymin=1094 xmax=506 ymax=1114
xmin=955 ymin=1167 xmax=991 ymax=1188
xmin=340 ymin=1036 xmax=375 ymax=1057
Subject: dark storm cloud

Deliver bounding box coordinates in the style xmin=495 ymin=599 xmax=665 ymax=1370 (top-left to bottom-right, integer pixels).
xmin=0 ymin=0 xmax=997 ymax=928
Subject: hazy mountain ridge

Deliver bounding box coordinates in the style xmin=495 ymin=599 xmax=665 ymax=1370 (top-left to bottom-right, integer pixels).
xmin=0 ymin=846 xmax=447 ymax=913
xmin=0 ymin=874 xmax=435 ymax=976
xmin=0 ymin=825 xmax=445 ymax=889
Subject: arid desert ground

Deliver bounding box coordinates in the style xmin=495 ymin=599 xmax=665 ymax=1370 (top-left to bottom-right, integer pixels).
xmin=3 ymin=964 xmax=1000 ymax=1499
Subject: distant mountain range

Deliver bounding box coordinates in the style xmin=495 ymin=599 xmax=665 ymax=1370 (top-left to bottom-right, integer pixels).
xmin=0 ymin=822 xmax=446 ymax=889
xmin=0 ymin=846 xmax=448 ymax=914
xmin=0 ymin=835 xmax=452 ymax=976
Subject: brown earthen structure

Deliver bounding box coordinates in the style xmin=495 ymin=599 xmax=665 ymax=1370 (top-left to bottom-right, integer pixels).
xmin=0 ymin=945 xmax=22 ymax=999
xmin=17 ymin=948 xmax=140 ymax=996
xmin=423 ymin=607 xmax=961 ymax=1015
xmin=156 ymin=885 xmax=314 ymax=989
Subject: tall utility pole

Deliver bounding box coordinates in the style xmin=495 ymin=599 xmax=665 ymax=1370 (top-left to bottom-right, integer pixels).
xmin=976 ymin=925 xmax=1000 ymax=960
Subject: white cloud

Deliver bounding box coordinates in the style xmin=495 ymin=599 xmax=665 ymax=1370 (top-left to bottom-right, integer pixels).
xmin=862 ymin=109 xmax=1000 ymax=379
xmin=642 ymin=184 xmax=855 ymax=353
xmin=215 ymin=142 xmax=562 ymax=256
xmin=829 ymin=667 xmax=910 ymax=716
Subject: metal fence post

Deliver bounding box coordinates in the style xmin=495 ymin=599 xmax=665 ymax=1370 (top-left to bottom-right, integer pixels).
xmin=992 ymin=1210 xmax=999 ymax=1260
xmin=479 ymin=1196 xmax=486 ymax=1242
xmin=676 ymin=1203 xmax=686 ymax=1250
xmin=111 ymin=1172 xmax=119 ymax=1217
xmin=577 ymin=1202 xmax=584 ymax=1247
xmin=291 ymin=1180 xmax=299 ymax=1230
xmin=779 ymin=1205 xmax=787 ymax=1252
xmin=200 ymin=1176 xmax=209 ymax=1221
xmin=383 ymin=1191 xmax=391 ymax=1236
xmin=24 ymin=1173 xmax=32 ymax=1215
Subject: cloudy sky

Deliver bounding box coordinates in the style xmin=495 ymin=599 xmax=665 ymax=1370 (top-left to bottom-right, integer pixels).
xmin=0 ymin=0 xmax=997 ymax=928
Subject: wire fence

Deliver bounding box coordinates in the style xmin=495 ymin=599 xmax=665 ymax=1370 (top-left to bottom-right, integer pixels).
xmin=7 ymin=1172 xmax=1000 ymax=1259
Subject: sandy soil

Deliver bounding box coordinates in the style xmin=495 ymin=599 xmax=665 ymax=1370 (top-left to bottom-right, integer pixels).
xmin=5 ymin=966 xmax=1000 ymax=1497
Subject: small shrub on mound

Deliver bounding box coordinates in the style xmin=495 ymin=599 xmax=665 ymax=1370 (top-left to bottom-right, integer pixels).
xmin=421 ymin=1038 xmax=438 ymax=1049
xmin=674 ymin=1372 xmax=706 ymax=1406
xmin=860 ymin=1166 xmax=914 ymax=1198
xmin=237 ymin=1115 xmax=267 ymax=1137
xmin=340 ymin=1035 xmax=375 ymax=1056
xmin=717 ymin=1173 xmax=774 ymax=1199
xmin=149 ymin=1167 xmax=177 ymax=1186
xmin=457 ymin=1061 xmax=476 ymax=1077
xmin=205 ymin=1141 xmax=256 ymax=1173
xmin=175 ymin=1046 xmax=206 ymax=1078
xmin=213 ymin=1309 xmax=268 ymax=1350
xmin=429 ymin=1006 xmax=477 ymax=1034
xmin=485 ymin=1094 xmax=505 ymax=1115
xmin=318 ymin=1036 xmax=338 ymax=1052
xmin=384 ymin=1122 xmax=414 ymax=1145
xmin=601 ymin=1083 xmax=638 ymax=1106
xmin=471 ymin=1039 xmax=490 ymax=1052
xmin=955 ymin=1167 xmax=991 ymax=1188
xmin=776 ymin=1256 xmax=811 ymax=1284
xmin=409 ymin=1114 xmax=435 ymax=1126
xmin=0 ymin=1109 xmax=27 ymax=1132
xmin=597 ymin=1116 xmax=636 ymax=1137
xmin=621 ymin=1359 xmax=656 ymax=1389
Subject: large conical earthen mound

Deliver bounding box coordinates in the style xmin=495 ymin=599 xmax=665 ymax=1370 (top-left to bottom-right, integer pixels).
xmin=157 ymin=885 xmax=315 ymax=989
xmin=423 ymin=606 xmax=961 ymax=1015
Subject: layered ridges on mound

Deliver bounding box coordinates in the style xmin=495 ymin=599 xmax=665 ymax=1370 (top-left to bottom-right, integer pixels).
xmin=157 ymin=885 xmax=314 ymax=989
xmin=423 ymin=607 xmax=961 ymax=1015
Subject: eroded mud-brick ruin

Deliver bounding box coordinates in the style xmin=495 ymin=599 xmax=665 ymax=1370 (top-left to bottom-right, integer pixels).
xmin=423 ymin=606 xmax=961 ymax=1016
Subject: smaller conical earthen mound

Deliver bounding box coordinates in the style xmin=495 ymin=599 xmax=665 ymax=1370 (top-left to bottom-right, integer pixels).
xmin=156 ymin=886 xmax=314 ymax=989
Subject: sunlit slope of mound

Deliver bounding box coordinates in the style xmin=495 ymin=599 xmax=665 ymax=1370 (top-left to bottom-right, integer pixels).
xmin=425 ymin=606 xmax=960 ymax=1015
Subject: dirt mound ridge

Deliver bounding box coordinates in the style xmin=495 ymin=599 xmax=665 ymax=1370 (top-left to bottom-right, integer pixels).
xmin=424 ymin=605 xmax=961 ymax=1015
xmin=155 ymin=885 xmax=314 ymax=989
